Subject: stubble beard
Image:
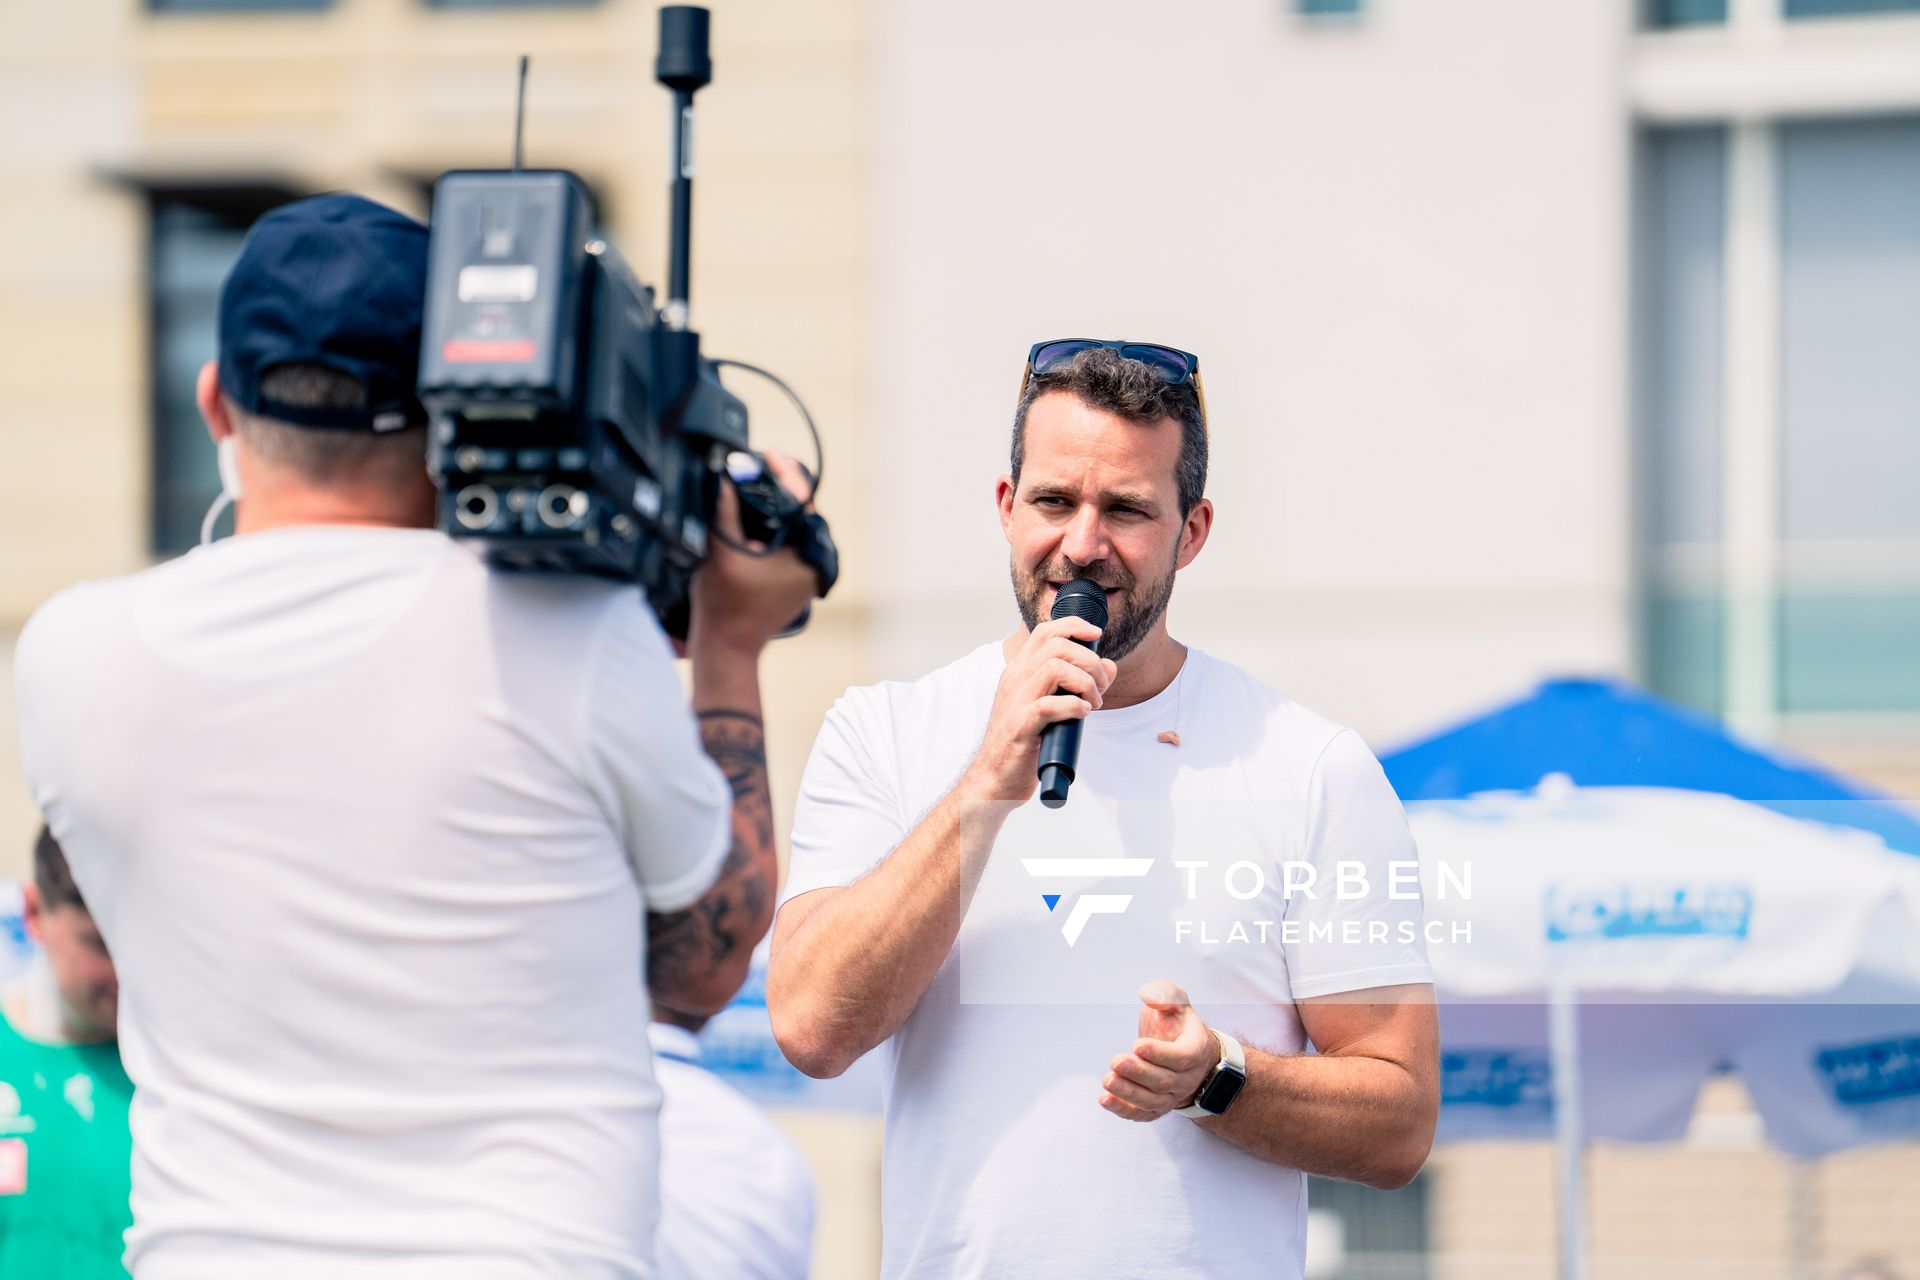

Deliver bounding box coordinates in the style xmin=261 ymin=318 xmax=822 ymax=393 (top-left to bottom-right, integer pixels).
xmin=1011 ymin=551 xmax=1178 ymax=664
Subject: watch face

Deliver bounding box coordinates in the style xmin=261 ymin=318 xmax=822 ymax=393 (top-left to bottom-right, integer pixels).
xmin=1199 ymin=1065 xmax=1246 ymax=1115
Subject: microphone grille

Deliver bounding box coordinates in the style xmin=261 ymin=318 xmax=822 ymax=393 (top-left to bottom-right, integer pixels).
xmin=1050 ymin=578 xmax=1109 ymax=629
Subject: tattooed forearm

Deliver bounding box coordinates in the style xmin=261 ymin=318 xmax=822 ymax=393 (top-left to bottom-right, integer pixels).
xmin=645 ymin=709 xmax=778 ymax=1015
xmin=695 ymin=709 xmax=774 ymax=849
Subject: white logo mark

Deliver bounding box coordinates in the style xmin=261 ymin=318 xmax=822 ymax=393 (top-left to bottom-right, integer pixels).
xmin=1021 ymin=858 xmax=1155 ymax=948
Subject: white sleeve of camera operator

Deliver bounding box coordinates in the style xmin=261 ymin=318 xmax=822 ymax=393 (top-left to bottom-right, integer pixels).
xmin=582 ymin=596 xmax=732 ymax=913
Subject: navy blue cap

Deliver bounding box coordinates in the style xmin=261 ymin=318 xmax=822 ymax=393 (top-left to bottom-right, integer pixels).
xmin=217 ymin=194 xmax=430 ymax=432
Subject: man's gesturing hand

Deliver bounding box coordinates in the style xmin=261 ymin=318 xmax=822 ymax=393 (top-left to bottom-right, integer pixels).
xmin=960 ymin=619 xmax=1116 ymax=810
xmin=1099 ymin=980 xmax=1219 ymax=1122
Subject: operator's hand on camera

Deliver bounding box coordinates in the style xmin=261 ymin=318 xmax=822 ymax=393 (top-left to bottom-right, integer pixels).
xmin=686 ymin=451 xmax=819 ymax=659
xmin=958 ymin=619 xmax=1115 ymax=811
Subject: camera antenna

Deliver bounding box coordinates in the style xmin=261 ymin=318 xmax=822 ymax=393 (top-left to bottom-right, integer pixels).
xmin=656 ymin=6 xmax=712 ymax=330
xmin=512 ymin=55 xmax=529 ymax=171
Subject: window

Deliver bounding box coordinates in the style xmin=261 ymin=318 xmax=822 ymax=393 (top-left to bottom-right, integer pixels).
xmin=149 ymin=186 xmax=301 ymax=555
xmin=425 ymin=0 xmax=600 ymax=8
xmin=1640 ymin=127 xmax=1728 ymax=716
xmin=1648 ymin=0 xmax=1729 ymax=26
xmin=1295 ymin=0 xmax=1364 ymax=16
xmin=1647 ymin=0 xmax=1920 ymax=25
xmin=149 ymin=0 xmax=331 ymax=11
xmin=1638 ymin=117 xmax=1920 ymax=719
xmin=1777 ymin=117 xmax=1920 ymax=712
xmin=1785 ymin=0 xmax=1920 ymax=16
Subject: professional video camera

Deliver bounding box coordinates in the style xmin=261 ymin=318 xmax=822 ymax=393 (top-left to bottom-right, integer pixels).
xmin=416 ymin=5 xmax=838 ymax=637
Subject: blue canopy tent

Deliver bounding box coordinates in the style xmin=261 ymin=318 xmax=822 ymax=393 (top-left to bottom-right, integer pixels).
xmin=1382 ymin=677 xmax=1920 ymax=858
xmin=1380 ymin=677 xmax=1920 ymax=1280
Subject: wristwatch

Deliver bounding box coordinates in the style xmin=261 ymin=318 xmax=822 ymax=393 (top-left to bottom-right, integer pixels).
xmin=1175 ymin=1028 xmax=1247 ymax=1119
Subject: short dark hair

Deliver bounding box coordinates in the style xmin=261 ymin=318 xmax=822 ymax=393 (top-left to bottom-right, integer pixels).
xmin=1010 ymin=346 xmax=1208 ymax=517
xmin=258 ymin=362 xmax=369 ymax=413
xmin=33 ymin=826 xmax=85 ymax=913
xmin=229 ymin=362 xmax=427 ymax=486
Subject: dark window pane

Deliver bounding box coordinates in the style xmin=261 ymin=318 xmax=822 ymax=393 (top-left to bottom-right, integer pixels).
xmin=1779 ymin=116 xmax=1920 ymax=543
xmin=1646 ymin=583 xmax=1726 ymax=716
xmin=1649 ymin=0 xmax=1729 ymax=26
xmin=1297 ymin=0 xmax=1364 ymax=15
xmin=150 ymin=192 xmax=296 ymax=555
xmin=1777 ymin=115 xmax=1920 ymax=713
xmin=426 ymin=0 xmax=601 ymax=8
xmin=149 ymin=0 xmax=331 ymax=11
xmin=1640 ymin=126 xmax=1728 ymax=715
xmin=1786 ymin=0 xmax=1920 ymax=16
xmin=1644 ymin=127 xmax=1727 ymax=549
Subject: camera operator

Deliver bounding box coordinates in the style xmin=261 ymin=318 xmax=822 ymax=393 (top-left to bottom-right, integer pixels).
xmin=13 ymin=193 xmax=817 ymax=1278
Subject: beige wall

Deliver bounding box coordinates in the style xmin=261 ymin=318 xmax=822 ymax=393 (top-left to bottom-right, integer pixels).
xmin=871 ymin=0 xmax=1637 ymax=746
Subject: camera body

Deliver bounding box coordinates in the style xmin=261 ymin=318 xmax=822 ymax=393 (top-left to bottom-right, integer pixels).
xmin=416 ymin=9 xmax=836 ymax=637
xmin=420 ymin=171 xmax=752 ymax=634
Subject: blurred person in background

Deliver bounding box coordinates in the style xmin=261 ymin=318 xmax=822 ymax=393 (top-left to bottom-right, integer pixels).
xmin=0 ymin=826 xmax=134 ymax=1279
xmin=650 ymin=1008 xmax=815 ymax=1278
xmin=13 ymin=194 xmax=818 ymax=1279
xmin=769 ymin=342 xmax=1439 ymax=1278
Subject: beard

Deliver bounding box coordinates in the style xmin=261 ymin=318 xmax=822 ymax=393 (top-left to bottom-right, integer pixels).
xmin=1012 ymin=550 xmax=1178 ymax=663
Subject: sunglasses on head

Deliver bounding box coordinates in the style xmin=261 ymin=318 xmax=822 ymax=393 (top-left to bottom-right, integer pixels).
xmin=1025 ymin=338 xmax=1199 ymax=385
xmin=1021 ymin=338 xmax=1207 ymax=429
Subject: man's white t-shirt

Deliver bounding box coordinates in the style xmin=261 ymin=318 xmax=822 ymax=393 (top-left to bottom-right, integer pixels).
xmin=780 ymin=642 xmax=1433 ymax=1280
xmin=648 ymin=1023 xmax=816 ymax=1279
xmin=13 ymin=527 xmax=733 ymax=1279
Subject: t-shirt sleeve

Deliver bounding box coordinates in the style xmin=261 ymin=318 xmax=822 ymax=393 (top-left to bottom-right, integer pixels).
xmin=583 ymin=597 xmax=732 ymax=913
xmin=12 ymin=590 xmax=108 ymax=899
xmin=13 ymin=599 xmax=69 ymax=839
xmin=780 ymin=689 xmax=903 ymax=909
xmin=1282 ymin=728 xmax=1435 ymax=999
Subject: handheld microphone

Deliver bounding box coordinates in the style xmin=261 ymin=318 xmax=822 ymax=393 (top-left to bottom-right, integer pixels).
xmin=1037 ymin=578 xmax=1108 ymax=809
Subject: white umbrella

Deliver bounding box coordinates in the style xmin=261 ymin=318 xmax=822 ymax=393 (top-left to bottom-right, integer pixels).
xmin=1386 ymin=679 xmax=1920 ymax=1280
xmin=1411 ymin=782 xmax=1920 ymax=1279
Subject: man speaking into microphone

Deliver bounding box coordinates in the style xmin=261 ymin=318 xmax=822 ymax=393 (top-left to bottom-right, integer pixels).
xmin=768 ymin=341 xmax=1439 ymax=1278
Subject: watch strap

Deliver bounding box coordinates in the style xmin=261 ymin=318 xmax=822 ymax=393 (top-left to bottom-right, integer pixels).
xmin=1175 ymin=1028 xmax=1246 ymax=1119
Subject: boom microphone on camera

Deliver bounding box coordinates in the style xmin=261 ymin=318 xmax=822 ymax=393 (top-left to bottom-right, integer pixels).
xmin=1037 ymin=578 xmax=1108 ymax=809
xmin=416 ymin=5 xmax=838 ymax=637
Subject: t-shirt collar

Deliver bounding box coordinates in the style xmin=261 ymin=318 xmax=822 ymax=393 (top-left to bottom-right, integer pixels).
xmin=647 ymin=1022 xmax=703 ymax=1065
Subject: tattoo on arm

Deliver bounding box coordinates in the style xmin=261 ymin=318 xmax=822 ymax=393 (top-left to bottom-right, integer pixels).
xmin=697 ymin=709 xmax=775 ymax=847
xmin=645 ymin=709 xmax=776 ymax=1007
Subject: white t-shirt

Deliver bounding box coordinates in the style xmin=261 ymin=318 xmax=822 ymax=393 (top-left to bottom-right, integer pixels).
xmin=13 ymin=526 xmax=732 ymax=1280
xmin=648 ymin=1023 xmax=816 ymax=1280
xmin=781 ymin=642 xmax=1432 ymax=1280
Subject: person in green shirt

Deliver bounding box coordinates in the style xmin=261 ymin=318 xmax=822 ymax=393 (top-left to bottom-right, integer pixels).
xmin=0 ymin=826 xmax=133 ymax=1278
